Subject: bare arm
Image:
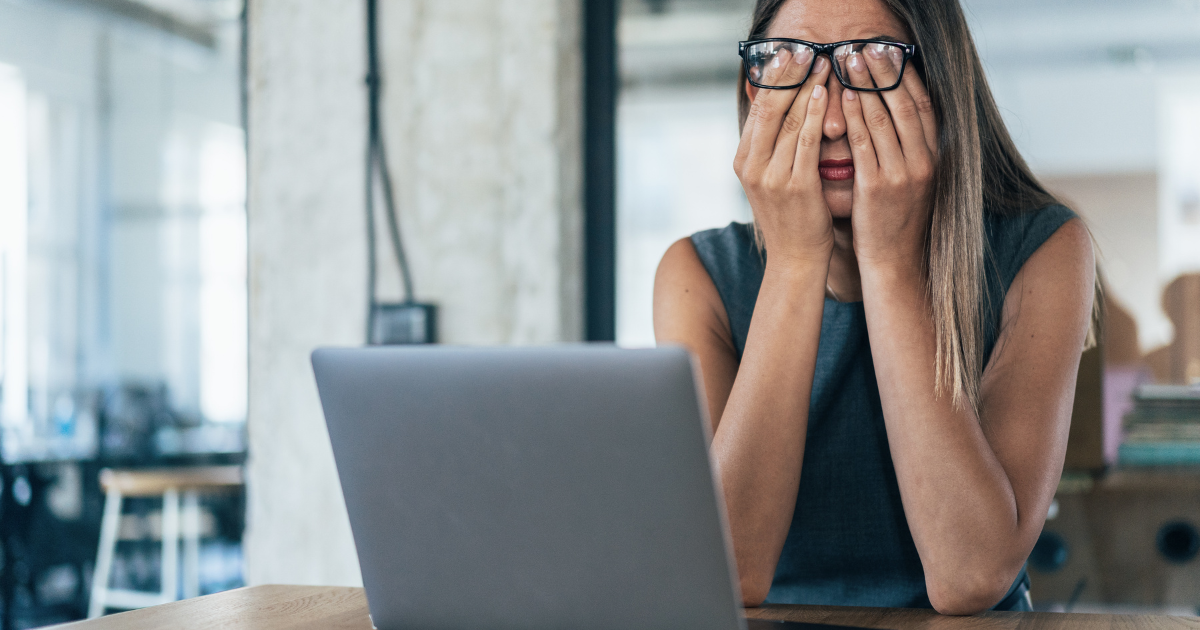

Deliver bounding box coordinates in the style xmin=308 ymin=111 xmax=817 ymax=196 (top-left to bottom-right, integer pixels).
xmin=654 ymin=52 xmax=836 ymax=606
xmin=842 ymin=48 xmax=1095 ymax=614
xmin=858 ymin=221 xmax=1092 ymax=614
xmin=654 ymin=240 xmax=826 ymax=606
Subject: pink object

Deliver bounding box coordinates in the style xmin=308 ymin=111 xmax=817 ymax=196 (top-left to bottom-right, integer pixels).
xmin=1104 ymin=366 xmax=1153 ymax=464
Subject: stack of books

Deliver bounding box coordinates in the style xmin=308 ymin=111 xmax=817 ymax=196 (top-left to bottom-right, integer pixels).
xmin=1119 ymin=384 xmax=1200 ymax=466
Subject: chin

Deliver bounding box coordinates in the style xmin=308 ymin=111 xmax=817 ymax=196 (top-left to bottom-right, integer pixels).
xmin=823 ymin=187 xmax=853 ymax=219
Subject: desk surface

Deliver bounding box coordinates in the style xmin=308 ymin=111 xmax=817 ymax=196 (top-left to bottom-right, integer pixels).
xmin=48 ymin=584 xmax=1200 ymax=630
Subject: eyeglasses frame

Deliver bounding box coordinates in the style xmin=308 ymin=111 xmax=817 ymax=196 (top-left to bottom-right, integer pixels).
xmin=738 ymin=38 xmax=919 ymax=92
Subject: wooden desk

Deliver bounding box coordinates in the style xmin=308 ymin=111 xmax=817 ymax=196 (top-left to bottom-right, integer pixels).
xmin=47 ymin=584 xmax=1200 ymax=629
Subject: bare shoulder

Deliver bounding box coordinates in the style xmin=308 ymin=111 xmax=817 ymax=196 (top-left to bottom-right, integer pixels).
xmin=992 ymin=216 xmax=1096 ymax=368
xmin=653 ymin=238 xmax=730 ymax=343
xmin=654 ymin=237 xmax=739 ymax=428
xmin=1030 ymin=216 xmax=1095 ymax=274
xmin=1006 ymin=216 xmax=1095 ymax=312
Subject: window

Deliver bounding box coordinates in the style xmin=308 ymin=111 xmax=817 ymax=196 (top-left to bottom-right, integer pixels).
xmin=0 ymin=0 xmax=245 ymax=462
xmin=616 ymin=0 xmax=754 ymax=347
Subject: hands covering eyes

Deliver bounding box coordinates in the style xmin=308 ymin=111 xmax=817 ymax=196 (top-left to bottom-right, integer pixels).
xmin=733 ymin=43 xmax=939 ymax=272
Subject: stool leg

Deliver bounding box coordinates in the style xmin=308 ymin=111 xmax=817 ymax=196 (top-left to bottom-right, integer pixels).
xmin=161 ymin=488 xmax=180 ymax=603
xmin=88 ymin=488 xmax=123 ymax=618
xmin=182 ymin=490 xmax=200 ymax=599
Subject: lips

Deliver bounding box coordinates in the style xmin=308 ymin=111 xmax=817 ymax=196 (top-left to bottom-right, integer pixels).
xmin=818 ymin=158 xmax=854 ymax=181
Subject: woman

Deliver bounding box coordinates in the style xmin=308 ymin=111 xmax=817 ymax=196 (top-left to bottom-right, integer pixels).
xmin=652 ymin=0 xmax=1098 ymax=615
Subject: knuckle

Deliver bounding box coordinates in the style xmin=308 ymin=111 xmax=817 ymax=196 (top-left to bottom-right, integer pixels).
xmin=892 ymin=101 xmax=918 ymax=120
xmin=866 ymin=109 xmax=892 ymax=129
xmin=747 ymin=103 xmax=766 ymax=123
xmin=798 ymin=129 xmax=820 ymax=149
xmin=915 ymin=96 xmax=935 ymax=115
xmin=849 ymin=129 xmax=872 ymax=147
xmin=780 ymin=111 xmax=804 ymax=135
xmin=763 ymin=171 xmax=787 ymax=191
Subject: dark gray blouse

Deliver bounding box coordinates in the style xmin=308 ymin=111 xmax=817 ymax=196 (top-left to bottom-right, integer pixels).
xmin=689 ymin=205 xmax=1076 ymax=609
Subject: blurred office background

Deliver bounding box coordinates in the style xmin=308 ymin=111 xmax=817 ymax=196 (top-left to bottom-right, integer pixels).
xmin=1 ymin=0 xmax=1199 ymax=626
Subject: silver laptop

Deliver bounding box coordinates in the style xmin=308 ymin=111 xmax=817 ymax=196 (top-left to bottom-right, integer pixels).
xmin=312 ymin=345 xmax=865 ymax=630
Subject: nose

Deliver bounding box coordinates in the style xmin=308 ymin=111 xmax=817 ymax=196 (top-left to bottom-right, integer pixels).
xmin=822 ymin=67 xmax=847 ymax=141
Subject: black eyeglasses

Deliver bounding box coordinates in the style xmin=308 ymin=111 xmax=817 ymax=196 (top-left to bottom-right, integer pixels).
xmin=739 ymin=39 xmax=918 ymax=92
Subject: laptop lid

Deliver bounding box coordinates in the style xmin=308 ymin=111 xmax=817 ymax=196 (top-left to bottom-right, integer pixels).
xmin=312 ymin=345 xmax=744 ymax=630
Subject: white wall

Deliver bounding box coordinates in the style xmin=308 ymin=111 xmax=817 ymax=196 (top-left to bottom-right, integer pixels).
xmin=245 ymin=0 xmax=582 ymax=586
xmin=1042 ymin=173 xmax=1163 ymax=352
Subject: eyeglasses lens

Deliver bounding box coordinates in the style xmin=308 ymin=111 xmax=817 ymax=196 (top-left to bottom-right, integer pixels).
xmin=832 ymin=43 xmax=905 ymax=90
xmin=745 ymin=41 xmax=906 ymax=90
xmin=743 ymin=42 xmax=815 ymax=87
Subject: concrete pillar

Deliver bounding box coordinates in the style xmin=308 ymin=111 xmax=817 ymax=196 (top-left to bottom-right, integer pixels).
xmin=245 ymin=0 xmax=582 ymax=586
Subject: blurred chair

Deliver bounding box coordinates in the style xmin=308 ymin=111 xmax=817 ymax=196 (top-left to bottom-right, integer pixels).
xmin=87 ymin=466 xmax=243 ymax=618
xmin=1145 ymin=273 xmax=1200 ymax=385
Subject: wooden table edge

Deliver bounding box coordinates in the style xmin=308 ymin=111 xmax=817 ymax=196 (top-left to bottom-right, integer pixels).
xmin=44 ymin=584 xmax=1200 ymax=629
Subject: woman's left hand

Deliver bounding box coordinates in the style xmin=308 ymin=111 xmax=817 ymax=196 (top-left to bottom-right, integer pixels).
xmin=841 ymin=44 xmax=939 ymax=268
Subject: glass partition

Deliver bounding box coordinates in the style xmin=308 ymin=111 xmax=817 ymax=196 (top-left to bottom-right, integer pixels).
xmin=0 ymin=0 xmax=246 ymax=463
xmin=0 ymin=1 xmax=246 ymax=624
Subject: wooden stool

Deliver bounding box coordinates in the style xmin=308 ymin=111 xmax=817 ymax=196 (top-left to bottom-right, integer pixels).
xmin=88 ymin=466 xmax=243 ymax=618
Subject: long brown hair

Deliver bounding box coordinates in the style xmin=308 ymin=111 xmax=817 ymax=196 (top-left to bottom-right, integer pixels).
xmin=738 ymin=0 xmax=1101 ymax=413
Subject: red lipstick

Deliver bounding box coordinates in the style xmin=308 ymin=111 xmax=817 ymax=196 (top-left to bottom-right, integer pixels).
xmin=818 ymin=158 xmax=854 ymax=181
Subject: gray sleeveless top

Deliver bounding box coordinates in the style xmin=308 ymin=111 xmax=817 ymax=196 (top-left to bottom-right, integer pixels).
xmin=690 ymin=205 xmax=1076 ymax=609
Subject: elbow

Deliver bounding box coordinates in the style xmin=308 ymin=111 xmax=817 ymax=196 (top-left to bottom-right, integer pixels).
xmin=738 ymin=575 xmax=771 ymax=608
xmin=926 ymin=568 xmax=1014 ymax=616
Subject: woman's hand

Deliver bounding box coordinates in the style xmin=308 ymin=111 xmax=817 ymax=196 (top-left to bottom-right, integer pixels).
xmin=840 ymin=45 xmax=939 ymax=268
xmin=733 ymin=51 xmax=834 ymax=270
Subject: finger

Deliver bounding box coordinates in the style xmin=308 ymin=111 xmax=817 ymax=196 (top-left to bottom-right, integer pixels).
xmin=770 ymin=56 xmax=832 ymax=170
xmin=735 ymin=55 xmax=791 ymax=174
xmin=745 ymin=47 xmax=815 ymax=168
xmin=792 ymin=80 xmax=830 ymax=182
xmin=841 ymin=84 xmax=878 ymax=176
xmin=898 ymin=60 xmax=939 ymax=157
xmin=843 ymin=49 xmax=904 ymax=168
xmin=862 ymin=43 xmax=930 ymax=164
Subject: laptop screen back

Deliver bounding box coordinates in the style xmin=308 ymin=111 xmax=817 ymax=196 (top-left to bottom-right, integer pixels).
xmin=313 ymin=345 xmax=744 ymax=630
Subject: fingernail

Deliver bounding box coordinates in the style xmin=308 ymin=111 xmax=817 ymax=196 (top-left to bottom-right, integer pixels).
xmin=812 ymin=85 xmax=824 ymax=100
xmin=868 ymin=43 xmax=886 ymax=58
xmin=845 ymin=89 xmax=857 ymax=101
xmin=848 ymin=52 xmax=863 ymax=71
xmin=772 ymin=55 xmax=781 ymax=69
xmin=814 ymin=56 xmax=829 ymax=73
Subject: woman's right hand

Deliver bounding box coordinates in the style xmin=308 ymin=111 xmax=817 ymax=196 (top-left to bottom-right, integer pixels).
xmin=733 ymin=51 xmax=834 ymax=269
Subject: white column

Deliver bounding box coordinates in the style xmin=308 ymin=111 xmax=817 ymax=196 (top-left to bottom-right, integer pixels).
xmin=244 ymin=0 xmax=582 ymax=586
